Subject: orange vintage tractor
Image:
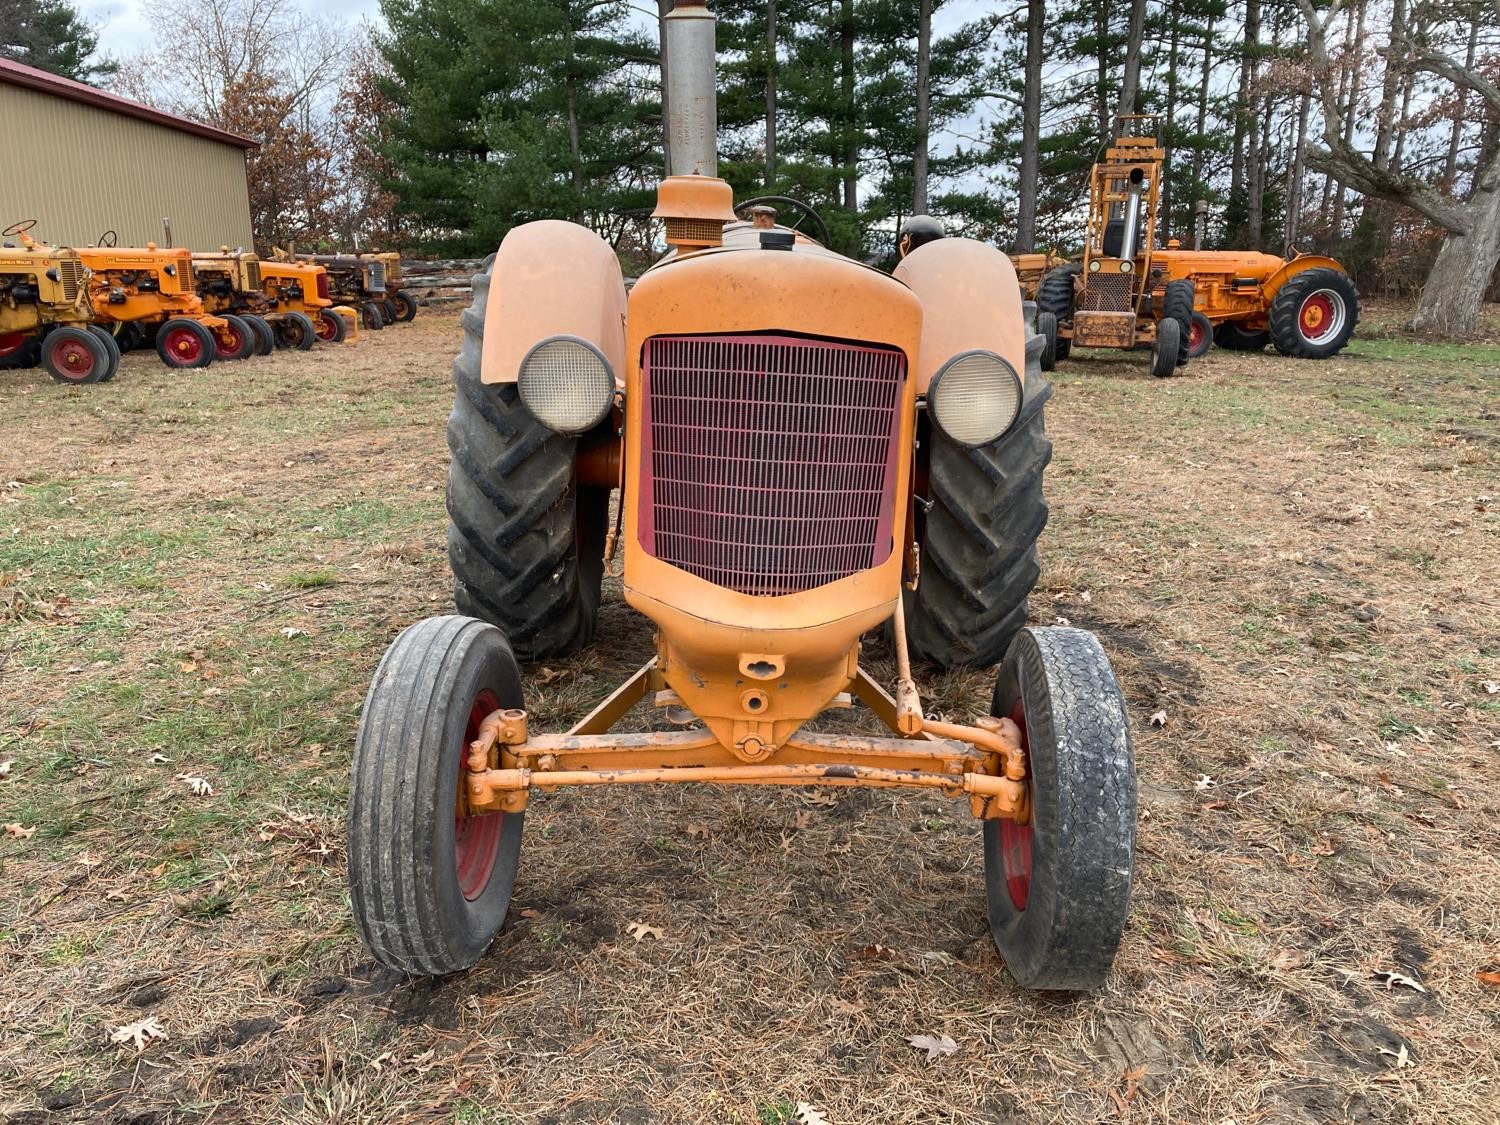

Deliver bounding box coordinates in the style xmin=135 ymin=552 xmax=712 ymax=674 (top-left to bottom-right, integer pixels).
xmin=79 ymin=233 xmax=232 ymax=370
xmin=1035 ymin=116 xmax=1195 ymax=377
xmin=0 ymin=219 xmax=123 ymax=384
xmin=1009 ymin=250 xmax=1067 ymax=301
xmin=1149 ymin=242 xmax=1359 ymax=360
xmin=347 ymin=0 xmax=1137 ymax=992
xmin=255 ymin=260 xmax=358 ymax=348
xmin=292 ymin=252 xmax=407 ymax=329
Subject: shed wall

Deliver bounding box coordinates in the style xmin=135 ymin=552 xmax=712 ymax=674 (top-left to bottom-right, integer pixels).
xmin=0 ymin=85 xmax=254 ymax=250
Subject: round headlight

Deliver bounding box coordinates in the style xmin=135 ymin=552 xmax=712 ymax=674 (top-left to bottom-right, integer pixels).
xmin=1119 ymin=259 xmax=1133 ymax=273
xmin=517 ymin=336 xmax=615 ymax=434
xmin=1089 ymin=259 xmax=1101 ymax=273
xmin=927 ymin=351 xmax=1023 ymax=447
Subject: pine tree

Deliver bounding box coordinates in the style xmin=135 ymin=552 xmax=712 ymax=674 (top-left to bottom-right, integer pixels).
xmin=0 ymin=0 xmax=115 ymax=84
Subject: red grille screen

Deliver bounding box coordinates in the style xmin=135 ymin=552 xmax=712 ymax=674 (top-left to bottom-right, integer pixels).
xmin=639 ymin=333 xmax=905 ymax=596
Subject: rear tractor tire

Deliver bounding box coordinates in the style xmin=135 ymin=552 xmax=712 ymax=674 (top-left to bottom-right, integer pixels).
xmin=1150 ymin=317 xmax=1181 ymax=378
xmin=984 ymin=626 xmax=1136 ymax=990
xmin=905 ymin=356 xmax=1052 ymax=670
xmin=155 ymin=318 xmax=215 ymax=370
xmin=275 ymin=311 xmax=318 ymax=351
xmin=391 ymin=289 xmax=418 ymax=322
xmin=1036 ymin=264 xmax=1078 ymax=361
xmin=1186 ymin=312 xmax=1214 ymax=359
xmin=216 ymin=315 xmax=256 ymax=361
xmin=87 ymin=325 xmax=122 ymax=382
xmin=348 ymin=615 xmax=526 ymax=975
xmin=447 ymin=259 xmax=610 ymax=662
xmin=43 ymin=326 xmax=109 ymax=384
xmin=1160 ymin=279 xmax=1195 ymax=367
xmin=1268 ymin=267 xmax=1359 ymax=359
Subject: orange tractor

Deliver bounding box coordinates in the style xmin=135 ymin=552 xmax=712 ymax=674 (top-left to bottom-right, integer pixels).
xmin=1035 ymin=117 xmax=1195 ymax=377
xmin=1150 ymin=243 xmax=1359 ymax=360
xmin=0 ymin=219 xmax=123 ymax=384
xmin=80 ymin=232 xmax=233 ymax=369
xmin=347 ymin=0 xmax=1137 ymax=992
xmin=193 ymin=251 xmax=356 ymax=352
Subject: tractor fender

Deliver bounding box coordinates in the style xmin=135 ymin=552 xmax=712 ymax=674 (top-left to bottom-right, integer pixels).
xmin=893 ymin=237 xmax=1029 ymax=394
xmin=1261 ymin=253 xmax=1346 ymax=304
xmin=479 ymin=220 xmax=627 ymax=385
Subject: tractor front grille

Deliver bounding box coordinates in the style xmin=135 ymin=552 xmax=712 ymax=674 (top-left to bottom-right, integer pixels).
xmin=245 ymin=260 xmax=261 ymax=291
xmin=639 ymin=333 xmax=905 ymax=596
xmin=56 ymin=259 xmax=85 ymax=302
xmin=1082 ymin=271 xmax=1134 ymax=312
xmin=367 ymin=262 xmax=386 ymax=292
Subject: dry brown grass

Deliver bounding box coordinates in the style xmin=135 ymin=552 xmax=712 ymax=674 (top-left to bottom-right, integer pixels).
xmin=0 ymin=304 xmax=1496 ymax=1124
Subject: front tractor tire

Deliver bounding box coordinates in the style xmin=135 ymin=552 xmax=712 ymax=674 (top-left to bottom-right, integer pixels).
xmin=391 ymin=289 xmax=418 ymax=321
xmin=1036 ymin=310 xmax=1059 ymax=372
xmin=1269 ymin=267 xmax=1360 ymax=359
xmin=275 ymin=311 xmax=318 ymax=351
xmin=1160 ymin=280 xmax=1195 ymax=367
xmin=905 ymin=351 xmax=1052 ymax=670
xmin=43 ymin=327 xmax=109 ymax=384
xmin=348 ymin=615 xmax=526 ymax=975
xmin=446 ymin=260 xmax=609 ymax=663
xmin=1036 ymin=264 xmax=1079 ymax=361
xmin=1186 ymin=311 xmax=1214 ymax=359
xmin=1150 ymin=317 xmax=1181 ymax=378
xmin=156 ymin=319 xmax=215 ymax=369
xmin=86 ymin=325 xmax=122 ymax=382
xmin=315 ymin=308 xmax=347 ymax=344
xmin=985 ymin=627 xmax=1136 ymax=990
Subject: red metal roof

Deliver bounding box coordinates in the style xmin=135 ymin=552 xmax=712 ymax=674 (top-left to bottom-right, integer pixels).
xmin=0 ymin=58 xmax=257 ymax=150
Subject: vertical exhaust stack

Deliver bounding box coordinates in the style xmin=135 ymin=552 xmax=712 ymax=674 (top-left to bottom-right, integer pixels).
xmin=1117 ymin=167 xmax=1146 ymax=262
xmin=663 ymin=0 xmax=718 ymax=177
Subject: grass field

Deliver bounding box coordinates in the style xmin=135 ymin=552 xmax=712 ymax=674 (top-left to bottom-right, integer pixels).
xmin=1 ymin=302 xmax=1497 ymax=1123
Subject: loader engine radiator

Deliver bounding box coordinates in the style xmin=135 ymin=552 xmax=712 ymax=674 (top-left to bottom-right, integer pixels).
xmin=1082 ymin=271 xmax=1134 ymax=312
xmin=367 ymin=263 xmax=386 ymax=292
xmin=639 ymin=333 xmax=905 ymax=596
xmin=56 ymin=259 xmax=85 ymax=302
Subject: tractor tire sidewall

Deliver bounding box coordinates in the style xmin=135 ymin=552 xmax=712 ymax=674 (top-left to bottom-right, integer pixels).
xmin=382 ymin=299 xmax=399 ymax=324
xmin=1187 ymin=312 xmax=1214 ymax=359
xmin=393 ymin=290 xmax=418 ymax=321
xmin=87 ymin=325 xmax=122 ymax=381
xmin=155 ymin=319 xmax=215 ymax=370
xmin=1151 ymin=317 xmax=1180 ymax=377
xmin=279 ymin=312 xmax=317 ymax=351
xmin=1037 ymin=310 xmax=1058 ymax=372
xmin=1268 ymin=268 xmax=1360 ymax=359
xmin=363 ymin=301 xmax=386 ymax=329
xmin=1036 ymin=264 xmax=1079 ymax=325
xmin=245 ymin=316 xmax=275 ymax=355
xmin=446 ymin=260 xmax=609 ymax=662
xmin=905 ymin=361 xmax=1052 ymax=670
xmin=1161 ymin=280 xmax=1194 ymax=367
xmin=348 ymin=616 xmax=526 ymax=975
xmin=43 ymin=327 xmax=108 ymax=384
xmin=316 ymin=309 xmax=347 ymax=344
xmin=984 ymin=627 xmax=1136 ymax=990
xmin=219 ymin=315 xmax=255 ymax=361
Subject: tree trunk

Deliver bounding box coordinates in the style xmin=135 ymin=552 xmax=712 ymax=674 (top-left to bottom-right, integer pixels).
xmin=1116 ymin=0 xmax=1147 ymax=121
xmin=840 ymin=0 xmax=856 ymax=212
xmin=1096 ymin=4 xmax=1110 ymax=146
xmin=1411 ymin=178 xmax=1500 ymax=335
xmin=1330 ymin=0 xmax=1367 ymax=243
xmin=1284 ymin=90 xmax=1310 ymax=251
xmin=1191 ymin=14 xmax=1213 ymax=193
xmin=913 ymin=0 xmax=931 ymax=213
xmin=765 ymin=0 xmax=777 ymax=188
xmin=1163 ymin=15 xmax=1180 ymax=241
xmin=1373 ymin=0 xmax=1406 ymax=172
xmin=1245 ymin=0 xmax=1263 ymax=249
xmin=1443 ymin=15 xmax=1479 ymax=185
xmin=1015 ymin=0 xmax=1044 ymax=252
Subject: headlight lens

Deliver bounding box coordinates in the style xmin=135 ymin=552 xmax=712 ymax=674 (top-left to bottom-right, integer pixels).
xmin=927 ymin=351 xmax=1023 ymax=447
xmin=517 ymin=336 xmax=615 ymax=434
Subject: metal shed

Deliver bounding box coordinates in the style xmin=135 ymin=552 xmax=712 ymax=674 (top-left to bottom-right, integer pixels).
xmin=0 ymin=59 xmax=256 ymax=251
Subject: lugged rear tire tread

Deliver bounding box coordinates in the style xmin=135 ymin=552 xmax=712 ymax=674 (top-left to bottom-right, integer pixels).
xmin=1268 ymin=267 xmax=1360 ymax=359
xmin=1161 ymin=280 xmax=1195 ymax=367
xmin=906 ymin=371 xmax=1052 ymax=669
xmin=446 ymin=261 xmax=606 ymax=662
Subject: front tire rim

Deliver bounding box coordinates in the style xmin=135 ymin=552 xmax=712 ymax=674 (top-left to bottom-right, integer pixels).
xmin=999 ymin=701 xmax=1035 ymax=910
xmin=316 ymin=314 xmax=337 ymax=341
xmin=52 ymin=337 xmax=95 ymax=380
xmin=217 ymin=324 xmax=244 ymax=357
xmin=395 ymin=295 xmax=411 ymax=317
xmin=455 ymin=689 xmax=503 ymax=901
xmin=1188 ymin=319 xmax=1205 ymax=352
xmin=166 ymin=328 xmax=203 ymax=363
xmin=1298 ymin=290 xmax=1345 ymax=341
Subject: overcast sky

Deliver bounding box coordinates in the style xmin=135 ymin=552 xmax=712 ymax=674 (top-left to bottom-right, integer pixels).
xmin=75 ymin=0 xmax=386 ymax=57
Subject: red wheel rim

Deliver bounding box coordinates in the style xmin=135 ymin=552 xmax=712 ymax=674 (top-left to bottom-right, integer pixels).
xmin=50 ymin=336 xmax=95 ymax=379
xmin=455 ymin=689 xmax=503 ymax=900
xmin=0 ymin=332 xmax=25 ymax=358
xmin=315 ymin=314 xmax=337 ymax=341
xmin=216 ymin=323 xmax=245 ymax=358
xmin=1188 ymin=319 xmax=1205 ymax=351
xmin=165 ymin=327 xmax=204 ymax=363
xmin=999 ymin=701 xmax=1034 ymax=911
xmin=1299 ymin=293 xmax=1335 ymax=339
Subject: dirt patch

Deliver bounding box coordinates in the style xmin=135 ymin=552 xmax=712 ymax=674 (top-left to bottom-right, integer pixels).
xmin=0 ymin=307 xmax=1497 ymax=1122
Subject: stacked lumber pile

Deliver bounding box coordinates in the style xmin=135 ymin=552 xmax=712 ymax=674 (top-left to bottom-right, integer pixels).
xmin=400 ymin=259 xmax=485 ymax=307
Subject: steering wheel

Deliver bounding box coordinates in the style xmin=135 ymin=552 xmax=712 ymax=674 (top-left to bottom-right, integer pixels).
xmin=734 ymin=196 xmax=831 ymax=248
xmin=3 ymin=219 xmax=37 ymax=237
xmin=97 ymin=230 xmax=117 ymax=247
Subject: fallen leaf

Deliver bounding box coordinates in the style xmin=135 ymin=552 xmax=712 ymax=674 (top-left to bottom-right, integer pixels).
xmin=627 ymin=921 xmax=663 ymax=941
xmin=1482 ymin=681 xmax=1499 ymax=695
xmin=1194 ymin=774 xmax=1216 ymax=792
xmin=536 ymin=666 xmax=569 ymax=684
xmin=1475 ymin=970 xmax=1500 ymax=988
xmin=147 ymin=752 xmax=171 ymax=765
xmin=1149 ymin=709 xmax=1168 ymax=728
xmin=792 ymin=810 xmax=812 ymax=830
xmin=0 ymin=759 xmax=13 ymax=779
xmin=111 ymin=1015 xmax=167 ymax=1052
xmin=683 ymin=822 xmax=710 ymax=840
xmin=518 ymin=908 xmax=542 ymax=920
xmin=177 ymin=660 xmax=198 ymax=674
xmin=279 ymin=627 xmax=306 ymax=639
xmin=4 ymin=823 xmax=35 ymax=839
xmin=802 ymin=790 xmax=838 ymax=808
xmin=829 ymin=996 xmax=866 ymax=1015
xmin=1378 ymin=1043 xmax=1414 ymax=1069
xmin=1054 ymin=615 xmax=1072 ymax=626
xmin=1374 ymin=970 xmax=1427 ymax=994
xmin=854 ymin=944 xmax=895 ymax=961
xmin=795 ymin=1104 xmax=829 ymax=1125
xmin=1271 ymin=949 xmax=1305 ymax=971
xmin=906 ymin=1032 xmax=958 ymax=1062
xmin=176 ymin=774 xmax=214 ymax=797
